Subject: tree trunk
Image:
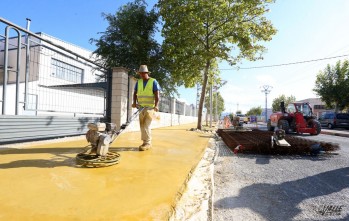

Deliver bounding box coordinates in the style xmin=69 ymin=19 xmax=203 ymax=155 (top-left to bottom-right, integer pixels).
xmin=196 ymin=60 xmax=210 ymax=130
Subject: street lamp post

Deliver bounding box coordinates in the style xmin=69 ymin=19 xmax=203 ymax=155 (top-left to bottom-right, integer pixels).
xmin=261 ymin=85 xmax=272 ymax=123
xmin=209 ymin=80 xmax=213 ymax=128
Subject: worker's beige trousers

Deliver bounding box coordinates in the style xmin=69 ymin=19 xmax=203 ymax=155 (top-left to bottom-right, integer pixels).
xmin=139 ymin=109 xmax=154 ymax=145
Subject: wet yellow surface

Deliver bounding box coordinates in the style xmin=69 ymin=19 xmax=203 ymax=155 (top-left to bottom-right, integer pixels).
xmin=0 ymin=123 xmax=211 ymax=221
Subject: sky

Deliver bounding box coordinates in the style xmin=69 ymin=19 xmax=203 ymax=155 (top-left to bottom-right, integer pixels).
xmin=1 ymin=0 xmax=349 ymax=114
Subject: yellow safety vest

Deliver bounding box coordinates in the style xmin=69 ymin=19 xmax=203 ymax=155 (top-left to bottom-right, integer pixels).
xmin=137 ymin=78 xmax=155 ymax=107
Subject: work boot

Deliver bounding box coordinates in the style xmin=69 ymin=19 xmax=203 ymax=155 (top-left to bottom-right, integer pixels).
xmin=139 ymin=143 xmax=151 ymax=151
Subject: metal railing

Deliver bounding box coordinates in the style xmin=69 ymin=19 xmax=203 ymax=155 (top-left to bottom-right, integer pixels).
xmin=1 ymin=17 xmax=107 ymax=117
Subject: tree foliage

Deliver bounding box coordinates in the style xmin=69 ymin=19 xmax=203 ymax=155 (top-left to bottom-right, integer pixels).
xmin=246 ymin=106 xmax=262 ymax=116
xmin=271 ymin=94 xmax=296 ymax=112
xmin=157 ymin=0 xmax=277 ymax=129
xmin=89 ymin=0 xmax=176 ymax=95
xmin=313 ymin=60 xmax=349 ymax=111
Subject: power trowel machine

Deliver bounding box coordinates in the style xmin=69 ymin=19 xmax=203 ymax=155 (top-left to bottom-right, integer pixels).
xmin=76 ymin=107 xmax=145 ymax=168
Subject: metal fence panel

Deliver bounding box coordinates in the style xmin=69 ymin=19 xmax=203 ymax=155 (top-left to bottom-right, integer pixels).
xmin=159 ymin=96 xmax=171 ymax=113
xmin=0 ymin=18 xmax=197 ymax=145
xmin=1 ymin=18 xmax=107 ymax=117
xmin=175 ymin=100 xmax=184 ymax=115
xmin=0 ymin=115 xmax=99 ymax=144
xmin=0 ymin=18 xmax=107 ymax=143
xmin=185 ymin=103 xmax=194 ymax=116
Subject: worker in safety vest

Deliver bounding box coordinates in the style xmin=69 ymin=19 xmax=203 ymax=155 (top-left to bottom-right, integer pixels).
xmin=132 ymin=65 xmax=161 ymax=151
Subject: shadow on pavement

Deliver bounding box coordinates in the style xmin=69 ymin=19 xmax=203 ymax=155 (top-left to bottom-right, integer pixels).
xmin=0 ymin=146 xmax=144 ymax=169
xmin=0 ymin=147 xmax=82 ymax=155
xmin=0 ymin=155 xmax=76 ymax=169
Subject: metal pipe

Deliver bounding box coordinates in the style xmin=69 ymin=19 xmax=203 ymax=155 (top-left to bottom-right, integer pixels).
xmin=261 ymin=85 xmax=272 ymax=123
xmin=215 ymin=89 xmax=218 ymax=121
xmin=1 ymin=32 xmax=9 ymax=115
xmin=24 ymin=18 xmax=31 ymax=111
xmin=14 ymin=29 xmax=22 ymax=115
xmin=126 ymin=73 xmax=130 ymax=122
xmin=265 ymin=93 xmax=267 ymax=122
xmin=2 ymin=26 xmax=21 ymax=115
xmin=209 ymin=79 xmax=213 ymax=128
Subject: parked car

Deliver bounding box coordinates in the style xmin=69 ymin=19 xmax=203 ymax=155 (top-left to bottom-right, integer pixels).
xmin=318 ymin=112 xmax=349 ymax=129
xmin=236 ymin=114 xmax=249 ymax=124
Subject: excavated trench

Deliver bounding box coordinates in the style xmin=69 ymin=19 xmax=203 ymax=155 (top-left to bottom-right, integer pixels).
xmin=217 ymin=129 xmax=339 ymax=155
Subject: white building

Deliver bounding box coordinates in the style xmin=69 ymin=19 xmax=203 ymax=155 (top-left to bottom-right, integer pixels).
xmin=0 ymin=32 xmax=105 ymax=116
xmin=296 ymin=98 xmax=329 ymax=118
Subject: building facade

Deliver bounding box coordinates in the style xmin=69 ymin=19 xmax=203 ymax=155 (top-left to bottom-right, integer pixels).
xmin=296 ymin=98 xmax=330 ymax=118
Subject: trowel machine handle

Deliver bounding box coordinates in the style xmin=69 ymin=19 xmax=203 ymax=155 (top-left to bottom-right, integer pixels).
xmin=85 ymin=107 xmax=146 ymax=156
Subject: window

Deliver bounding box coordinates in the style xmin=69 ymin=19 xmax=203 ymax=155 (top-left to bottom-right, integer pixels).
xmin=51 ymin=58 xmax=83 ymax=83
xmin=337 ymin=113 xmax=349 ymax=120
xmin=314 ymin=105 xmax=325 ymax=109
xmin=287 ymin=104 xmax=296 ymax=113
xmin=301 ymin=104 xmax=311 ymax=116
xmin=325 ymin=113 xmax=334 ymax=119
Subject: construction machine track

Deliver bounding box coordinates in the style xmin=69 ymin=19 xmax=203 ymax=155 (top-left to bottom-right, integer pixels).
xmin=217 ymin=129 xmax=339 ymax=155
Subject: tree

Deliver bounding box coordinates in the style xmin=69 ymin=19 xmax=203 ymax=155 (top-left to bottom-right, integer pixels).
xmin=271 ymin=94 xmax=296 ymax=112
xmin=89 ymin=0 xmax=176 ymax=95
xmin=313 ymin=60 xmax=349 ymax=111
xmin=246 ymin=106 xmax=262 ymax=116
xmin=158 ymin=0 xmax=277 ymax=130
xmin=204 ymin=91 xmax=225 ymax=119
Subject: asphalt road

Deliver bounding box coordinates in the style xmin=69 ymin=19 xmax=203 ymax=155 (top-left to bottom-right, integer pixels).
xmin=213 ymin=131 xmax=349 ymax=221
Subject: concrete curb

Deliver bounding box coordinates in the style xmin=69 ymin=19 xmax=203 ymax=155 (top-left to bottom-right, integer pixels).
xmin=169 ymin=134 xmax=216 ymax=221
